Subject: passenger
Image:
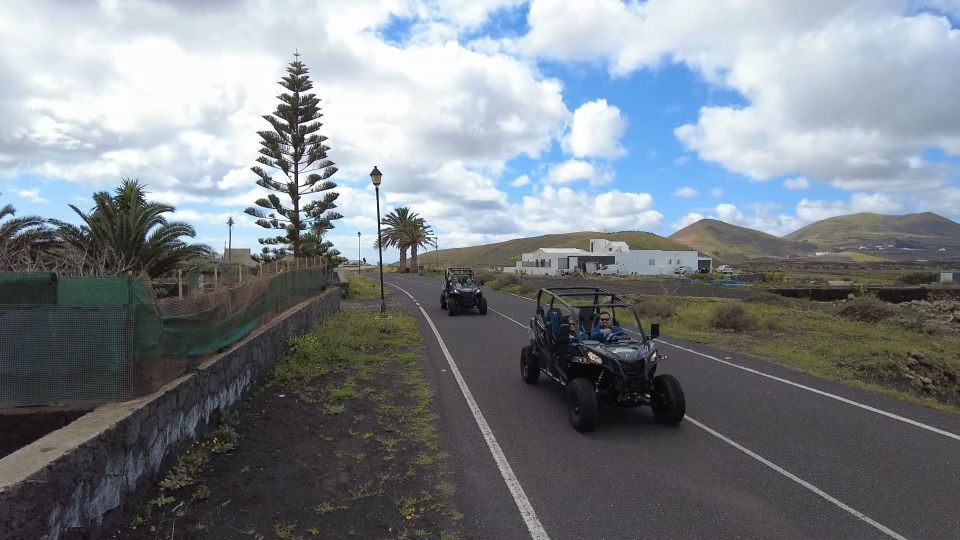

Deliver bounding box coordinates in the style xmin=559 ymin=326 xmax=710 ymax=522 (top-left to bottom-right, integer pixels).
xmin=590 ymin=311 xmax=623 ymax=341
xmin=566 ymin=316 xmax=585 ymax=341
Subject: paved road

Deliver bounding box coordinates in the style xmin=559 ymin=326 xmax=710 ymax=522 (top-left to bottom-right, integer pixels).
xmin=385 ymin=274 xmax=960 ymax=540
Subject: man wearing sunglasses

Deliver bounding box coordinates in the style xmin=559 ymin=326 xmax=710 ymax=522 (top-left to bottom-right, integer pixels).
xmin=590 ymin=311 xmax=624 ymax=342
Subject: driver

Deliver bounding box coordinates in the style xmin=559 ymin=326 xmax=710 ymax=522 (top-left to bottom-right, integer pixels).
xmin=590 ymin=311 xmax=623 ymax=341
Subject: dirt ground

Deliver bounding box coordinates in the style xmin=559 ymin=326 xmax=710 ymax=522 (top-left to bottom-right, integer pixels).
xmin=101 ymin=305 xmax=460 ymax=540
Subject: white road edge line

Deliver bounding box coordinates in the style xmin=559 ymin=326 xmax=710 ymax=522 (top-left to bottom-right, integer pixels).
xmin=686 ymin=417 xmax=908 ymax=540
xmin=490 ymin=286 xmax=960 ymax=443
xmin=388 ymin=282 xmax=550 ymax=540
xmin=487 ymin=299 xmax=908 ymax=540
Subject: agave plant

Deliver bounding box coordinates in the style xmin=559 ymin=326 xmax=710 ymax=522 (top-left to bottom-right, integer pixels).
xmin=52 ymin=179 xmax=213 ymax=278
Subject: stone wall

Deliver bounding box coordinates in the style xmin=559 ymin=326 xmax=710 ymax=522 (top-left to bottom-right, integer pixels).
xmin=0 ymin=288 xmax=340 ymax=540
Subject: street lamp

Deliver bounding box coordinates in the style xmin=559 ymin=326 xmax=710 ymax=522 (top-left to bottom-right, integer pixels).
xmin=370 ymin=166 xmax=386 ymax=314
xmin=226 ymin=217 xmax=235 ymax=262
xmin=435 ymin=236 xmax=439 ymax=270
xmin=357 ymin=231 xmax=361 ymax=274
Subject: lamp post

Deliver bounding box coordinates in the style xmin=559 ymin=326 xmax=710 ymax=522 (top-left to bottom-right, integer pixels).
xmin=370 ymin=166 xmax=386 ymax=314
xmin=226 ymin=217 xmax=235 ymax=262
xmin=435 ymin=236 xmax=439 ymax=271
xmin=357 ymin=231 xmax=361 ymax=274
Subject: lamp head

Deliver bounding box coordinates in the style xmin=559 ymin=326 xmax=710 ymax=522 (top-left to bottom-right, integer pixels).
xmin=370 ymin=166 xmax=382 ymax=187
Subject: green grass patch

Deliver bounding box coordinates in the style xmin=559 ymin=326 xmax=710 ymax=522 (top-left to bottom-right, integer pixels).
xmin=644 ymin=295 xmax=960 ymax=414
xmin=346 ymin=274 xmax=386 ymax=301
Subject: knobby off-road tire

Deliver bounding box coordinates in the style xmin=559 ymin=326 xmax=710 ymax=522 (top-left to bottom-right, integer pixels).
xmin=441 ymin=293 xmax=447 ymax=310
xmin=478 ymin=296 xmax=488 ymax=315
xmin=651 ymin=373 xmax=686 ymax=425
xmin=520 ymin=345 xmax=539 ymax=384
xmin=568 ymin=378 xmax=599 ymax=432
xmin=448 ymin=301 xmax=456 ymax=316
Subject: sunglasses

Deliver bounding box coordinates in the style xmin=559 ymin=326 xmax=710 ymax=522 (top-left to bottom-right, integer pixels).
xmin=599 ymin=318 xmax=611 ymax=322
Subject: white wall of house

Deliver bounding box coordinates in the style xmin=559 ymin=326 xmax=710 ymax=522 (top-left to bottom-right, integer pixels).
xmin=614 ymin=250 xmax=701 ymax=275
xmin=589 ymin=239 xmax=629 ymax=254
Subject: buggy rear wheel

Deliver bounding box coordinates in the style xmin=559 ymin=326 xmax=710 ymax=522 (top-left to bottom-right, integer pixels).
xmin=520 ymin=345 xmax=539 ymax=384
xmin=567 ymin=378 xmax=598 ymax=432
xmin=651 ymin=374 xmax=686 ymax=425
xmin=478 ymin=296 xmax=488 ymax=315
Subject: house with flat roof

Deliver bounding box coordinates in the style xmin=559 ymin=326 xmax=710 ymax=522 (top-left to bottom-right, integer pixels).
xmin=505 ymin=239 xmax=710 ymax=276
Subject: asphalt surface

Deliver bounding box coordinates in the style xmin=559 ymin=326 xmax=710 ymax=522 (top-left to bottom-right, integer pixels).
xmin=384 ymin=274 xmax=960 ymax=540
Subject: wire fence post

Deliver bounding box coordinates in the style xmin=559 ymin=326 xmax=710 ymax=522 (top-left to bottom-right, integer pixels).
xmin=177 ymin=269 xmax=182 ymax=298
xmin=239 ymin=264 xmax=243 ymax=285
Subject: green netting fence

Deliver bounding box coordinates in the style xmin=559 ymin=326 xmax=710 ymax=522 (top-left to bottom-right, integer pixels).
xmin=0 ymin=263 xmax=330 ymax=407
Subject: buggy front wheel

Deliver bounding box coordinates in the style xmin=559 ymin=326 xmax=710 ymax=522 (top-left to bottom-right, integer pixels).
xmin=448 ymin=301 xmax=456 ymax=316
xmin=478 ymin=296 xmax=488 ymax=315
xmin=568 ymin=378 xmax=598 ymax=432
xmin=651 ymin=374 xmax=686 ymax=425
xmin=440 ymin=293 xmax=447 ymax=310
xmin=520 ymin=345 xmax=539 ymax=384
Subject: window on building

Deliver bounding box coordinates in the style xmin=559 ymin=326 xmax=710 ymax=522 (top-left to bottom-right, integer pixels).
xmin=668 ymin=258 xmax=672 ymax=265
xmin=609 ymin=247 xmax=613 ymax=251
xmin=558 ymin=258 xmax=569 ymax=270
xmin=649 ymin=259 xmax=655 ymax=266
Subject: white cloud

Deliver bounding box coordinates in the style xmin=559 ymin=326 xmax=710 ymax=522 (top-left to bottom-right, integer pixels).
xmin=17 ymin=188 xmax=47 ymax=203
xmin=545 ymin=159 xmax=614 ymax=186
xmin=513 ymin=1 xmax=960 ymax=196
xmin=520 ymin=185 xmax=661 ymax=234
xmin=710 ymin=188 xmax=724 ymax=198
xmin=510 ymin=174 xmax=531 ymax=187
xmin=562 ymin=99 xmax=627 ymax=159
xmin=0 ymin=0 xmax=569 ymax=231
xmin=783 ymin=176 xmax=810 ymax=190
xmin=672 ymin=212 xmax=704 ymax=230
xmin=795 ymin=192 xmax=903 ymax=223
xmin=673 ymin=186 xmax=698 ymax=198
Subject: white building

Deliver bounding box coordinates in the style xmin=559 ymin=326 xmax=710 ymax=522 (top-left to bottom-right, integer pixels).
xmin=505 ymin=239 xmax=709 ymax=276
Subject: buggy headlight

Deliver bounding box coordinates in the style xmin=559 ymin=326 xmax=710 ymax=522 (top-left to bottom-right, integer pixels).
xmin=650 ymin=351 xmax=659 ymax=363
xmin=585 ymin=351 xmax=603 ymax=365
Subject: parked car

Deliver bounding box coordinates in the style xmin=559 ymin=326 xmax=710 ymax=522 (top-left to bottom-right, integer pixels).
xmin=520 ymin=286 xmax=685 ymax=432
xmin=593 ymin=264 xmax=627 ymax=276
xmin=716 ymin=265 xmax=735 ymax=275
xmin=673 ymin=265 xmax=694 ymax=275
xmin=440 ymin=267 xmax=488 ymax=316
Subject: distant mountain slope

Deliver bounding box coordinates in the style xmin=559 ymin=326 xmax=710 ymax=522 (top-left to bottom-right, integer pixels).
xmin=784 ymin=212 xmax=960 ymax=250
xmin=421 ymin=231 xmax=694 ymax=268
xmin=669 ymin=219 xmax=817 ymax=263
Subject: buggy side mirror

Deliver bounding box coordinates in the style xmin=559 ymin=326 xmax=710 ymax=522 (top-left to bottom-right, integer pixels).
xmin=649 ymin=323 xmax=660 ymax=339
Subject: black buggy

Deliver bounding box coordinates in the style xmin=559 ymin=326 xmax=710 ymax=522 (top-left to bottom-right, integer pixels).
xmin=520 ymin=287 xmax=685 ymax=432
xmin=440 ymin=267 xmax=488 ymax=316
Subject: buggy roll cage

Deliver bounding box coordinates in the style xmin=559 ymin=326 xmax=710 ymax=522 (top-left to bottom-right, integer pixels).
xmin=535 ymin=287 xmax=653 ymax=341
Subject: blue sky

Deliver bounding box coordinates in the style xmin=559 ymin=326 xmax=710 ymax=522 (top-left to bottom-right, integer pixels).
xmin=1 ymin=0 xmax=959 ymax=264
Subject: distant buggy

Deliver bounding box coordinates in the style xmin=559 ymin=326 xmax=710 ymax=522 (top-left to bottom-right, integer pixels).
xmin=440 ymin=267 xmax=488 ymax=316
xmin=520 ymin=287 xmax=685 ymax=432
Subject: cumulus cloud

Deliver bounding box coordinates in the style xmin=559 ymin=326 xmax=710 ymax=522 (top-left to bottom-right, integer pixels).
xmin=510 ymin=174 xmax=531 ymax=187
xmin=710 ymin=188 xmax=724 ymax=198
xmin=672 ymin=212 xmax=704 ymax=230
xmin=512 ymin=0 xmax=960 ymax=195
xmin=521 ymin=185 xmax=662 ymax=233
xmin=562 ymin=99 xmax=627 ymax=159
xmin=783 ymin=176 xmax=810 ymax=191
xmin=545 ymin=159 xmax=613 ymax=185
xmin=795 ymin=192 xmax=903 ymax=222
xmin=673 ymin=186 xmax=698 ymax=198
xmin=0 ymin=0 xmax=569 ymax=217
xmin=17 ymin=188 xmax=47 ymax=203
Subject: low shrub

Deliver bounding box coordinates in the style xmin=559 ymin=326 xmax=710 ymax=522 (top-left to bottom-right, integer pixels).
xmin=633 ymin=297 xmax=677 ymax=319
xmin=762 ymin=271 xmax=785 ymax=284
xmin=710 ymin=303 xmax=757 ymax=332
xmin=836 ymin=295 xmax=899 ymax=323
xmin=897 ymin=272 xmax=937 ymax=285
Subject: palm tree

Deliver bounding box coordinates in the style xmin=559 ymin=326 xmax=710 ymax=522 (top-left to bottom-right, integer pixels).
xmin=377 ymin=207 xmax=415 ymax=271
xmin=402 ymin=219 xmax=436 ymax=273
xmin=0 ymin=196 xmax=56 ymax=271
xmin=52 ymin=179 xmax=213 ymax=278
